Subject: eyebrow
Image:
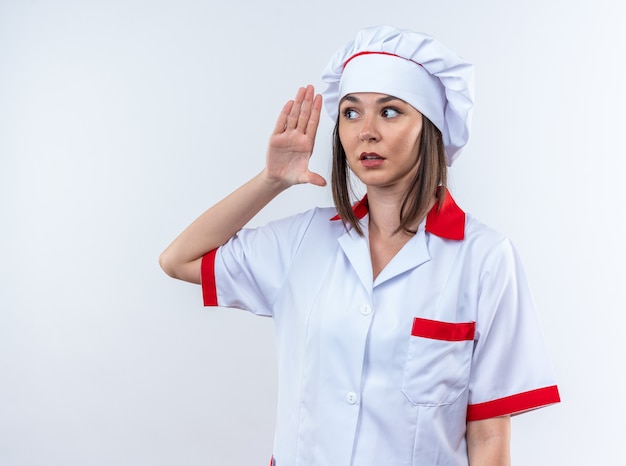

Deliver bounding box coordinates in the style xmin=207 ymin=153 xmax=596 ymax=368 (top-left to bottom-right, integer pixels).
xmin=340 ymin=94 xmax=403 ymax=105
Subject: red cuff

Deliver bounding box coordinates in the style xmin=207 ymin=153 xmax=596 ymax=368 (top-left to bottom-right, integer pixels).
xmin=467 ymin=385 xmax=561 ymax=421
xmin=201 ymin=249 xmax=218 ymax=306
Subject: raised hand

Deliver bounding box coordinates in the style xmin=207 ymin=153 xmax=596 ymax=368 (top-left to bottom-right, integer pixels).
xmin=264 ymin=85 xmax=327 ymax=188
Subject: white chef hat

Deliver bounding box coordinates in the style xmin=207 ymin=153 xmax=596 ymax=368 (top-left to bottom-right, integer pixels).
xmin=321 ymin=25 xmax=474 ymax=165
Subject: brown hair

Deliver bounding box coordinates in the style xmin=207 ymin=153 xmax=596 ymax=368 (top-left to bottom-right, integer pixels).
xmin=331 ymin=115 xmax=447 ymax=236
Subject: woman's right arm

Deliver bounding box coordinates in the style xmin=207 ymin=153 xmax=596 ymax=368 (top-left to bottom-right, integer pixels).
xmin=158 ymin=85 xmax=325 ymax=284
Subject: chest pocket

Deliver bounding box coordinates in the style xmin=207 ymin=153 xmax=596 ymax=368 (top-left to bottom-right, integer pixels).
xmin=401 ymin=317 xmax=475 ymax=406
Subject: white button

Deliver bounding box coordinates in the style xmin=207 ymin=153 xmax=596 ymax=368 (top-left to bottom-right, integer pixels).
xmin=360 ymin=304 xmax=372 ymax=316
xmin=346 ymin=392 xmax=358 ymax=405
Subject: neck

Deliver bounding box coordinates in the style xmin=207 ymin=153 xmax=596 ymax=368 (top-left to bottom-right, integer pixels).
xmin=366 ymin=187 xmax=436 ymax=237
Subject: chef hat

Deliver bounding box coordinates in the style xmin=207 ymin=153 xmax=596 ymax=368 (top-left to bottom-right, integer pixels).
xmin=321 ymin=25 xmax=474 ymax=165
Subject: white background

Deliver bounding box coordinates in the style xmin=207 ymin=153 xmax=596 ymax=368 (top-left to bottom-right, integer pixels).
xmin=1 ymin=0 xmax=624 ymax=464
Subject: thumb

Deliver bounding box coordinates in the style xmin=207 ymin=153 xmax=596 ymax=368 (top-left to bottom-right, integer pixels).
xmin=302 ymin=171 xmax=327 ymax=187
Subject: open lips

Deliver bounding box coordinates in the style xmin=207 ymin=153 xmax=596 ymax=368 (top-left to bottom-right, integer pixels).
xmin=360 ymin=152 xmax=385 ymax=168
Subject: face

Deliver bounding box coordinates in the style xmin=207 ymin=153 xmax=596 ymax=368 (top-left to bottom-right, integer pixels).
xmin=338 ymin=92 xmax=423 ymax=192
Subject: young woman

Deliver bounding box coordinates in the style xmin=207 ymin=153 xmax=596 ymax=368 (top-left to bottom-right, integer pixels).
xmin=160 ymin=25 xmax=560 ymax=466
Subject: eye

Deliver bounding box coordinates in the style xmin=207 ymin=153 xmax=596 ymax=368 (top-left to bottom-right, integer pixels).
xmin=342 ymin=108 xmax=360 ymax=120
xmin=381 ymin=107 xmax=401 ymax=118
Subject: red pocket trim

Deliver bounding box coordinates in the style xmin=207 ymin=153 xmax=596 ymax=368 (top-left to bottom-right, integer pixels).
xmin=411 ymin=317 xmax=476 ymax=341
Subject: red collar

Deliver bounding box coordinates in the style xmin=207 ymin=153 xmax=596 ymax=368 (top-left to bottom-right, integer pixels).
xmin=331 ymin=188 xmax=465 ymax=240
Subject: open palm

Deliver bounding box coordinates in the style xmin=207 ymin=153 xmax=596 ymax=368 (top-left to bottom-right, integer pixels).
xmin=265 ymin=85 xmax=327 ymax=187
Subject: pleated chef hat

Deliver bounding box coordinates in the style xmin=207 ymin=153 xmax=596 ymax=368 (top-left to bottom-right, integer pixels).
xmin=321 ymin=25 xmax=474 ymax=165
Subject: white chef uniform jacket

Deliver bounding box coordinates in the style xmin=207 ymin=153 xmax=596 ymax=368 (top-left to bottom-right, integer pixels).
xmin=201 ymin=190 xmax=560 ymax=466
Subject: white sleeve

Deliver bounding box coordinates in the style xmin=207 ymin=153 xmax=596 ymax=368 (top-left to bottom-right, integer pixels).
xmin=201 ymin=208 xmax=319 ymax=317
xmin=467 ymin=239 xmax=560 ymax=420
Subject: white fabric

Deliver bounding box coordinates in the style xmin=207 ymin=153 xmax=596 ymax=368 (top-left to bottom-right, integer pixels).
xmin=206 ymin=207 xmax=559 ymax=466
xmin=321 ymin=25 xmax=474 ymax=166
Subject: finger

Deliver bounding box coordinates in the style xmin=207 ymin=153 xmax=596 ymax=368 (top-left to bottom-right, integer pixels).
xmin=272 ymin=100 xmax=294 ymax=134
xmin=296 ymin=85 xmax=315 ymax=131
xmin=305 ymin=93 xmax=323 ymax=136
xmin=302 ymin=170 xmax=327 ymax=187
xmin=286 ymin=87 xmax=306 ymax=130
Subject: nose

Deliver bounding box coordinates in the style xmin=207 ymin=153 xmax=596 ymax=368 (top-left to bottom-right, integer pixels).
xmin=359 ymin=116 xmax=379 ymax=142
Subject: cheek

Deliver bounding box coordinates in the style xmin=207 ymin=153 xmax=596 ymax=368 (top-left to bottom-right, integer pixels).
xmin=338 ymin=125 xmax=350 ymax=149
xmin=408 ymin=128 xmax=423 ymax=156
xmin=392 ymin=127 xmax=421 ymax=156
xmin=412 ymin=133 xmax=422 ymax=156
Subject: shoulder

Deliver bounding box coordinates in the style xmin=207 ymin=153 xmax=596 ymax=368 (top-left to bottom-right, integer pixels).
xmin=440 ymin=213 xmax=516 ymax=266
xmin=460 ymin=214 xmax=526 ymax=276
xmin=463 ymin=214 xmax=508 ymax=247
xmin=251 ymin=205 xmax=343 ymax=243
xmin=266 ymin=205 xmax=340 ymax=230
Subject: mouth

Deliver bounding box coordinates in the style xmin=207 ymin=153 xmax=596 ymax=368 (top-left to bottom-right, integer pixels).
xmin=360 ymin=152 xmax=384 ymax=161
xmin=359 ymin=152 xmax=385 ymax=168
